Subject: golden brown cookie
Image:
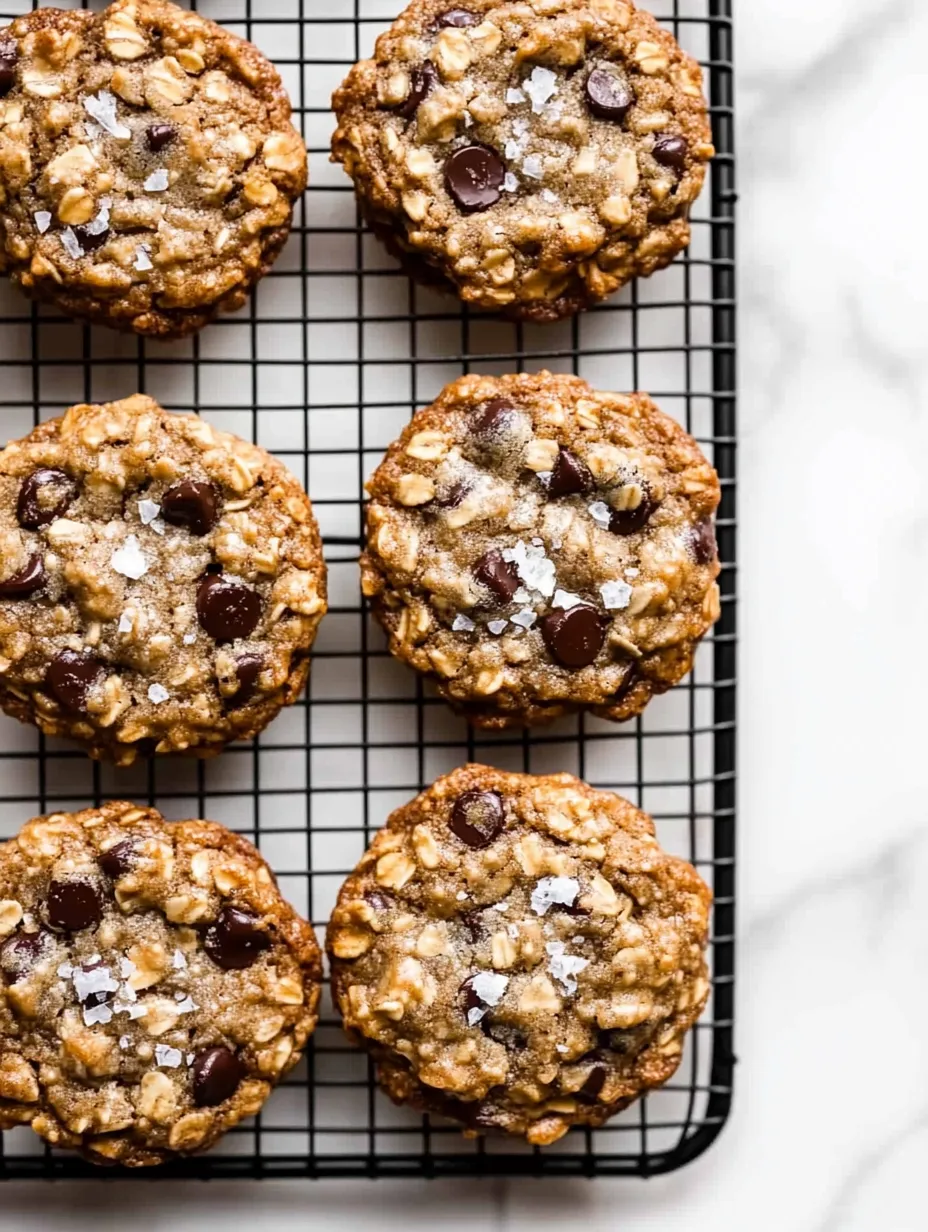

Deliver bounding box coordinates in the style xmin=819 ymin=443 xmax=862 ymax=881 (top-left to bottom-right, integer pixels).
xmin=0 ymin=395 xmax=327 ymax=764
xmin=331 ymin=0 xmax=712 ymax=321
xmin=361 ymin=371 xmax=720 ymax=729
xmin=0 ymin=801 xmax=321 ymax=1167
xmin=0 ymin=0 xmax=307 ymax=338
xmin=327 ymin=765 xmax=711 ymax=1145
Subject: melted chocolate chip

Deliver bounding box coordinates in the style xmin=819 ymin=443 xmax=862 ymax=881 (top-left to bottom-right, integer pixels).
xmin=204 ymin=906 xmax=269 ymax=970
xmin=608 ymin=496 xmax=657 ymax=536
xmin=232 ymin=654 xmax=263 ymax=706
xmin=577 ymin=1065 xmax=608 ymax=1102
xmin=585 ymin=66 xmax=633 ymax=121
xmin=0 ymin=40 xmax=17 ymax=97
xmin=471 ymin=399 xmax=521 ymax=449
xmin=99 ymin=839 xmax=135 ymax=880
xmin=0 ymin=554 xmax=45 ymax=598
xmin=460 ymin=975 xmax=483 ymax=1016
xmin=146 ymin=122 xmax=176 ymax=153
xmin=432 ymin=479 xmax=472 ymax=509
xmin=449 ymin=790 xmax=505 ymax=848
xmin=364 ymin=889 xmax=394 ymax=913
xmin=162 ymin=479 xmax=219 ymax=536
xmin=547 ymin=447 xmax=593 ymax=498
xmin=71 ymin=223 xmax=109 ymax=252
xmin=438 ymin=8 xmax=478 ymax=25
xmin=688 ymin=518 xmax=717 ymax=565
xmin=0 ymin=931 xmax=46 ymax=984
xmin=196 ymin=575 xmax=262 ymax=642
xmin=395 ymin=60 xmax=437 ymax=119
xmin=444 ymin=144 xmax=505 ymax=212
xmin=540 ymin=605 xmax=606 ymax=669
xmin=653 ymin=134 xmax=688 ymax=172
xmin=47 ymin=880 xmax=102 ymax=932
xmin=45 ymin=650 xmax=105 ymax=714
xmin=17 ymin=468 xmax=76 ymax=529
xmin=192 ymin=1046 xmax=244 ymax=1107
xmin=473 ymin=549 xmax=519 ymax=603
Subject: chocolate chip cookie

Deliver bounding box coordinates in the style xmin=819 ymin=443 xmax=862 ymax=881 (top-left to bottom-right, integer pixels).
xmin=0 ymin=801 xmax=321 ymax=1167
xmin=332 ymin=0 xmax=713 ymax=321
xmin=0 ymin=394 xmax=327 ymax=764
xmin=361 ymin=371 xmax=720 ymax=729
xmin=0 ymin=0 xmax=307 ymax=338
xmin=327 ymin=765 xmax=711 ymax=1145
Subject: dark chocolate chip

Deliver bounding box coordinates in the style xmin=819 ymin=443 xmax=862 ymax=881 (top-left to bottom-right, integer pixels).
xmin=0 ymin=554 xmax=45 ymax=598
xmin=597 ymin=1028 xmax=641 ymax=1055
xmin=45 ymin=650 xmax=105 ymax=714
xmin=99 ymin=839 xmax=135 ymax=880
xmin=444 ymin=144 xmax=505 ymax=212
xmin=438 ymin=8 xmax=478 ymax=25
xmin=577 ymin=1065 xmax=608 ymax=1102
xmin=460 ymin=975 xmax=483 ymax=1016
xmin=71 ymin=223 xmax=109 ymax=252
xmin=688 ymin=518 xmax=717 ymax=565
xmin=161 ymin=479 xmax=219 ymax=536
xmin=0 ymin=930 xmax=46 ymax=984
xmin=47 ymin=880 xmax=102 ymax=932
xmin=471 ymin=398 xmax=519 ymax=443
xmin=432 ymin=479 xmax=472 ymax=509
xmin=460 ymin=909 xmax=485 ymax=944
xmin=547 ymin=447 xmax=593 ymax=498
xmin=204 ymin=906 xmax=269 ymax=971
xmin=653 ymin=134 xmax=688 ymax=172
xmin=449 ymin=790 xmax=505 ymax=848
xmin=17 ymin=468 xmax=76 ymax=529
xmin=608 ymin=496 xmax=657 ymax=536
xmin=473 ymin=549 xmax=519 ymax=603
xmin=196 ymin=575 xmax=262 ymax=642
xmin=0 ymin=40 xmax=16 ymax=97
xmin=585 ymin=66 xmax=633 ymax=121
xmin=232 ymin=654 xmax=263 ymax=705
xmin=192 ymin=1046 xmax=244 ymax=1107
xmin=364 ymin=889 xmax=394 ymax=913
xmin=395 ymin=60 xmax=437 ymax=119
xmin=540 ymin=605 xmax=606 ymax=669
xmin=146 ymin=122 xmax=176 ymax=153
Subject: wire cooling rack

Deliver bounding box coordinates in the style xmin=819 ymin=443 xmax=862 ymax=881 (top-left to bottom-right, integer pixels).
xmin=0 ymin=0 xmax=735 ymax=1180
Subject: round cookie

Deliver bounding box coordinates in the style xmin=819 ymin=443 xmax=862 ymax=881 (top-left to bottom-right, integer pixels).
xmin=361 ymin=371 xmax=720 ymax=729
xmin=0 ymin=0 xmax=307 ymax=338
xmin=327 ymin=765 xmax=711 ymax=1145
xmin=0 ymin=801 xmax=321 ymax=1167
xmin=331 ymin=0 xmax=712 ymax=322
xmin=0 ymin=394 xmax=327 ymax=764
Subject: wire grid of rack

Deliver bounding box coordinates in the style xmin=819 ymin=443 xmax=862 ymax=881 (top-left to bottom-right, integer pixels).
xmin=0 ymin=0 xmax=735 ymax=1181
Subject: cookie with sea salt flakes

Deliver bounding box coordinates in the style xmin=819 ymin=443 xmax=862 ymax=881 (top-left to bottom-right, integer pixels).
xmin=361 ymin=371 xmax=720 ymax=729
xmin=0 ymin=801 xmax=321 ymax=1167
xmin=0 ymin=394 xmax=326 ymax=764
xmin=0 ymin=0 xmax=306 ymax=338
xmin=331 ymin=0 xmax=713 ymax=322
xmin=328 ymin=765 xmax=711 ymax=1145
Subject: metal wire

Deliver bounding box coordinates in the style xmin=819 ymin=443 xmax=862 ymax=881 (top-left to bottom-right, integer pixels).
xmin=0 ymin=0 xmax=735 ymax=1180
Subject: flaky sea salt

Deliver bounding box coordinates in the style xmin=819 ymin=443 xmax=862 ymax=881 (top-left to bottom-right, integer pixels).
xmin=155 ymin=1045 xmax=184 ymax=1069
xmin=588 ymin=500 xmax=612 ymax=529
xmin=503 ymin=171 xmax=519 ymax=193
xmin=541 ymin=188 xmax=559 ymax=204
xmin=72 ymin=964 xmax=118 ymax=1005
xmin=625 ymin=567 xmax=640 ymax=578
xmin=119 ymin=1035 xmax=131 ymax=1051
xmin=119 ymin=956 xmax=136 ymax=979
xmin=556 ymin=1044 xmax=568 ymax=1054
xmin=600 ymin=579 xmax=632 ymax=610
xmin=452 ymin=613 xmax=476 ymax=633
xmin=183 ymin=631 xmax=197 ymax=645
xmin=57 ymin=962 xmax=74 ymax=979
xmin=506 ymin=87 xmax=526 ymax=104
xmin=83 ymin=91 xmax=131 ymax=139
xmin=83 ymin=1003 xmax=114 ymax=1026
xmin=144 ymin=169 xmax=169 ymax=192
xmin=138 ymin=498 xmax=161 ymax=526
xmin=148 ymin=683 xmax=169 ymax=704
xmin=84 ymin=200 xmax=111 ymax=238
xmin=117 ymin=611 xmax=133 ymax=634
xmin=466 ymin=972 xmax=509 ymax=1025
xmin=553 ymin=588 xmax=583 ymax=610
xmin=487 ymin=619 xmax=508 ymax=635
xmin=113 ymin=1000 xmax=147 ymax=1020
xmin=502 ymin=540 xmax=556 ymax=598
xmin=456 ymin=890 xmax=468 ymax=902
xmin=172 ymin=949 xmax=187 ymax=970
xmin=134 ymin=244 xmax=153 ymax=272
xmin=34 ymin=211 xmax=52 ymax=234
xmin=522 ymin=155 xmax=544 ymax=180
xmin=531 ymin=875 xmax=579 ymax=916
xmin=175 ymin=996 xmax=197 ymax=1014
xmin=546 ymin=941 xmax=589 ymax=995
xmin=60 ymin=228 xmax=83 ymax=259
xmin=509 ymin=609 xmax=536 ymax=630
xmin=523 ymin=66 xmax=559 ymax=114
xmin=505 ymin=139 xmax=522 ymax=160
xmin=111 ymin=534 xmax=147 ymax=580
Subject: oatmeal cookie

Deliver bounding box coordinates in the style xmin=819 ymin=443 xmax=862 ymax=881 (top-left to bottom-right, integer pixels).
xmin=0 ymin=394 xmax=327 ymax=764
xmin=331 ymin=0 xmax=712 ymax=321
xmin=361 ymin=371 xmax=720 ymax=729
xmin=328 ymin=765 xmax=711 ymax=1144
xmin=0 ymin=801 xmax=321 ymax=1167
xmin=0 ymin=0 xmax=307 ymax=338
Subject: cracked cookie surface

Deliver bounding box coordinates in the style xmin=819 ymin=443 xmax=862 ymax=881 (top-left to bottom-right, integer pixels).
xmin=0 ymin=801 xmax=321 ymax=1167
xmin=361 ymin=371 xmax=720 ymax=729
xmin=0 ymin=394 xmax=326 ymax=764
xmin=328 ymin=765 xmax=711 ymax=1144
xmin=332 ymin=0 xmax=712 ymax=321
xmin=0 ymin=0 xmax=306 ymax=338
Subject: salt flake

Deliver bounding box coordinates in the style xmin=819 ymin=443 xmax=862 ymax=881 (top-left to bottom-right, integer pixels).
xmin=487 ymin=619 xmax=508 ymax=635
xmin=504 ymin=139 xmax=522 ymax=161
xmin=57 ymin=961 xmax=74 ymax=979
xmin=119 ymin=1035 xmax=131 ymax=1051
xmin=553 ymin=589 xmax=583 ymax=611
xmin=84 ymin=200 xmax=110 ymax=238
xmin=509 ymin=608 xmax=536 ymax=630
xmin=588 ymin=500 xmax=612 ymax=529
xmin=470 ymin=972 xmax=509 ymax=1012
xmin=60 ymin=228 xmax=83 ymax=259
xmin=72 ymin=964 xmax=118 ymax=1005
xmin=523 ymin=66 xmax=559 ymax=114
xmin=134 ymin=244 xmax=153 ymax=272
xmin=183 ymin=631 xmax=197 ymax=645
xmin=144 ymin=169 xmax=169 ymax=192
xmin=456 ymin=890 xmax=468 ymax=902
xmin=155 ymin=1044 xmax=184 ymax=1069
xmin=503 ymin=171 xmax=519 ymax=193
xmin=83 ymin=91 xmax=131 ymax=139
xmin=34 ymin=211 xmax=52 ymax=234
xmin=175 ymin=996 xmax=197 ymax=1014
xmin=541 ymin=188 xmax=559 ymax=205
xmin=111 ymin=534 xmax=148 ymax=580
xmin=138 ymin=498 xmax=161 ymax=526
xmin=83 ymin=1003 xmax=113 ymax=1026
xmin=600 ymin=579 xmax=632 ymax=611
xmin=556 ymin=1043 xmax=568 ymax=1054
xmin=546 ymin=940 xmax=589 ymax=995
xmin=119 ymin=956 xmax=136 ymax=979
xmin=172 ymin=949 xmax=187 ymax=970
xmin=506 ymin=87 xmax=526 ymax=105
xmin=148 ymin=683 xmax=169 ymax=704
xmin=531 ymin=875 xmax=579 ymax=917
xmin=117 ymin=611 xmax=133 ymax=634
xmin=522 ymin=155 xmax=544 ymax=180
xmin=502 ymin=540 xmax=556 ymax=598
xmin=452 ymin=613 xmax=476 ymax=633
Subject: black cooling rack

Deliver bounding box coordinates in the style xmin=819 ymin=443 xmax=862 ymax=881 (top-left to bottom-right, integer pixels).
xmin=0 ymin=0 xmax=735 ymax=1180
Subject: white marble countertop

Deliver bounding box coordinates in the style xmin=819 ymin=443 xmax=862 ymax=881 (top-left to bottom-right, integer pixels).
xmin=4 ymin=0 xmax=927 ymax=1226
